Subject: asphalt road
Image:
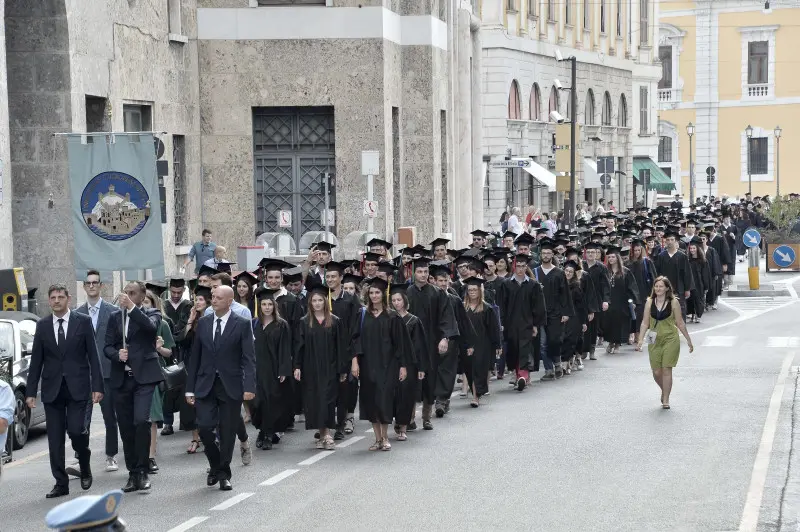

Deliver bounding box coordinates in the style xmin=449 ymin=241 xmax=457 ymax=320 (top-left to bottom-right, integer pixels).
xmin=4 ymin=276 xmax=800 ymax=532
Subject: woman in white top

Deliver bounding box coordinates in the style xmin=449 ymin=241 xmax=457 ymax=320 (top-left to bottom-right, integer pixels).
xmin=507 ymin=207 xmax=523 ymax=235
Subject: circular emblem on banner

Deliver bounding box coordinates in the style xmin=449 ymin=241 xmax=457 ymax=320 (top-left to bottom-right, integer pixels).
xmin=80 ymin=171 xmax=151 ymax=241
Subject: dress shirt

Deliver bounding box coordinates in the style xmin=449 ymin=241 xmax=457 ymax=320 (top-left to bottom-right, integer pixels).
xmin=52 ymin=310 xmax=70 ymax=344
xmin=212 ymin=310 xmax=232 ymax=340
xmin=87 ymin=299 xmax=102 ymax=331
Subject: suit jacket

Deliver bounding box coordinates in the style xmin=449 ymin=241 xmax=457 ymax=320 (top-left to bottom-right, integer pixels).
xmin=75 ymin=300 xmax=117 ymax=378
xmin=104 ymin=307 xmax=164 ymax=388
xmin=27 ymin=313 xmax=103 ymax=403
xmin=186 ymin=312 xmax=256 ymax=401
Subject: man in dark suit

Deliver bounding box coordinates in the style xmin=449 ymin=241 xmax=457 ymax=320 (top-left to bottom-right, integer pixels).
xmin=104 ymin=281 xmax=164 ymax=493
xmin=26 ymin=284 xmax=104 ymax=498
xmin=186 ymin=285 xmax=256 ymax=491
xmin=75 ymin=269 xmax=120 ymax=472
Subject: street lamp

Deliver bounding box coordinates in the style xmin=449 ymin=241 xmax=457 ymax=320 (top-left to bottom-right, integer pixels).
xmin=686 ymin=122 xmax=695 ymax=205
xmin=556 ymin=49 xmax=577 ymax=228
xmin=746 ymin=124 xmax=754 ymax=196
xmin=775 ymin=125 xmax=782 ymax=197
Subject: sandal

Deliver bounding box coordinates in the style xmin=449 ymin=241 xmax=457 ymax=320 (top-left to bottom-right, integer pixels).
xmin=315 ymin=437 xmax=324 ymax=450
xmin=323 ymin=435 xmax=335 ymax=450
xmin=397 ymin=432 xmax=408 ymax=441
xmin=187 ymin=440 xmax=202 ymax=454
xmin=344 ymin=416 xmax=355 ymax=434
xmin=369 ymin=440 xmax=382 ymax=451
xmin=381 ymin=439 xmax=392 ymax=451
xmin=470 ymin=400 xmax=479 ymax=408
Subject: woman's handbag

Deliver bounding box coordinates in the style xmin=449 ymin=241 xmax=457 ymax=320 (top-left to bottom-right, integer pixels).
xmin=159 ymin=356 xmax=187 ymax=391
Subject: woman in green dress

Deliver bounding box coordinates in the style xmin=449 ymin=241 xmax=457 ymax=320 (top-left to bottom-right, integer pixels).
xmin=635 ymin=276 xmax=694 ymax=409
xmin=143 ymin=291 xmax=176 ymax=472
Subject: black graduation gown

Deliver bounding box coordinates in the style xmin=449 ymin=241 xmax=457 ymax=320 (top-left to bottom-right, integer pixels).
xmin=252 ymin=318 xmax=293 ymax=435
xmin=533 ymin=266 xmax=574 ymax=359
xmin=276 ymin=291 xmax=305 ymax=420
xmin=331 ymin=290 xmax=361 ymax=425
xmin=355 ymin=310 xmax=411 ymax=424
xmin=294 ymin=315 xmax=348 ymax=430
xmin=464 ymin=305 xmax=502 ymax=396
xmin=395 ymin=313 xmax=428 ymax=425
xmin=687 ymin=258 xmax=711 ymax=318
xmin=584 ymin=261 xmax=612 ymax=343
xmin=653 ymin=249 xmax=693 ymax=308
xmin=601 ymin=269 xmax=639 ymax=344
xmin=499 ymin=277 xmax=547 ymax=372
xmin=406 ymin=283 xmax=459 ymax=404
xmin=164 ymin=299 xmax=192 ymax=353
xmin=628 ymin=257 xmax=657 ymax=332
xmin=721 ymin=225 xmax=738 ymax=273
xmin=563 ymin=279 xmax=589 ymax=358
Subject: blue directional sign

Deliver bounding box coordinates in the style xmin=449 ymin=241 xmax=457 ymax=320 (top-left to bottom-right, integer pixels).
xmin=773 ymin=245 xmax=796 ymax=268
xmin=743 ymin=228 xmax=761 ymax=248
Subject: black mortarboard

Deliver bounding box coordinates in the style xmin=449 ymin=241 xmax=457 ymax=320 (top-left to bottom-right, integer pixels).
xmin=429 ymin=260 xmax=452 ymax=277
xmin=689 ymin=236 xmax=703 ymax=245
xmin=413 ymin=257 xmax=432 ymax=270
xmin=363 ymin=252 xmax=382 ymax=263
xmin=535 ymin=228 xmax=550 ymax=235
xmin=605 ymin=245 xmax=622 ymax=255
xmin=145 ymin=280 xmax=166 ymax=294
xmin=233 ymin=271 xmax=258 ymax=284
xmin=563 ymin=260 xmax=580 ymax=271
xmin=308 ymin=285 xmax=330 ymax=298
xmin=462 ymin=276 xmax=485 ymax=287
xmin=215 ymin=260 xmax=235 ymax=273
xmin=313 ymin=240 xmax=337 ymax=253
xmin=169 ymin=278 xmax=186 ymax=289
xmin=259 ymin=258 xmax=292 ymax=272
xmin=501 ymin=231 xmax=518 ymax=240
xmin=366 ymin=277 xmax=389 ymax=293
xmin=343 ymin=273 xmax=364 ymax=286
xmin=538 ymin=239 xmax=556 ymax=251
xmin=514 ymin=233 xmax=536 ymax=246
xmin=325 ymin=261 xmax=348 ymax=274
xmin=470 ymin=229 xmax=490 ymax=238
xmin=197 ymin=264 xmax=219 ymax=277
xmin=389 ymin=283 xmax=409 ymax=295
xmin=429 ymin=238 xmax=451 ymax=249
xmin=631 ymin=238 xmax=646 ymax=248
xmin=366 ymin=237 xmax=392 ymax=250
xmin=664 ymin=227 xmax=680 ymax=239
xmin=193 ymin=286 xmax=212 ymax=301
xmin=584 ymin=242 xmax=603 ymax=251
xmin=553 ymin=238 xmax=569 ymax=247
xmin=255 ymin=287 xmax=280 ymax=301
xmin=378 ymin=262 xmax=398 ymax=274
xmin=282 ymin=266 xmax=304 ymax=283
xmin=565 ymin=246 xmax=581 ymax=257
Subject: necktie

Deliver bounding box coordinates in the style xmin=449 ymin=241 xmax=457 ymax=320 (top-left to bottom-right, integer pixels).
xmin=214 ymin=318 xmax=222 ymax=347
xmin=57 ymin=318 xmax=65 ymax=346
xmin=90 ymin=306 xmax=98 ymax=330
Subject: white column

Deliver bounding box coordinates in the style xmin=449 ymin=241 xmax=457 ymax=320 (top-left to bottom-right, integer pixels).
xmin=471 ymin=15 xmax=484 ymax=232
xmin=456 ymin=6 xmax=473 ymax=245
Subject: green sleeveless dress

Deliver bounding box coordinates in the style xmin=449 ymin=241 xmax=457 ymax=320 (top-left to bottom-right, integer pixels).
xmin=647 ymin=298 xmax=681 ymax=370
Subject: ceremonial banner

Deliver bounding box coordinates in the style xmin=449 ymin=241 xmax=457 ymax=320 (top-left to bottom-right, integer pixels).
xmin=68 ymin=133 xmax=164 ymax=280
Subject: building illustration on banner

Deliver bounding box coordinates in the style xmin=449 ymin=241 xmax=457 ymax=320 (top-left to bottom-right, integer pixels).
xmin=81 ymin=172 xmax=151 ymax=241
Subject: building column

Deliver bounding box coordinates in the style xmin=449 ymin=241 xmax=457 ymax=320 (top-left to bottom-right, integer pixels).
xmin=471 ymin=15 xmax=483 ymax=232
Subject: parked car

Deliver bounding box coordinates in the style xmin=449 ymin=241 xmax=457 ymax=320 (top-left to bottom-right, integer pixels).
xmin=0 ymin=311 xmax=45 ymax=450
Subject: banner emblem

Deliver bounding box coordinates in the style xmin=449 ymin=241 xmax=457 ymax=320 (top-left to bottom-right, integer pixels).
xmin=80 ymin=171 xmax=151 ymax=241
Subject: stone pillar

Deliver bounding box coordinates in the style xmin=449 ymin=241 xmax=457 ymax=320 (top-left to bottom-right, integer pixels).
xmin=455 ymin=6 xmax=473 ymax=246
xmin=0 ymin=1 xmax=12 ymax=268
xmin=470 ymin=15 xmax=484 ymax=233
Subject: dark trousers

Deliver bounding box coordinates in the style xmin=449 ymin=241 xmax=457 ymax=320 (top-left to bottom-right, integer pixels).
xmin=236 ymin=415 xmax=248 ymax=442
xmin=197 ymin=376 xmax=242 ymax=481
xmin=44 ymin=379 xmax=90 ymax=487
xmin=114 ymin=374 xmax=155 ymax=475
xmin=79 ymin=378 xmax=119 ymax=459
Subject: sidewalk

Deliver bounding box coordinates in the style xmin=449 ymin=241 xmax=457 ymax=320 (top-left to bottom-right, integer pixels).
xmin=724 ymin=251 xmax=800 ymax=298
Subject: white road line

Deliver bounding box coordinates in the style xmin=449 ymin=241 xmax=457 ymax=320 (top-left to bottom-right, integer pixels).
xmin=702 ymin=336 xmax=737 ymax=347
xmin=259 ymin=468 xmax=299 ymax=486
xmin=336 ymin=435 xmax=365 ymax=449
xmin=298 ymin=451 xmax=334 ymax=466
xmin=767 ymin=337 xmax=800 ymax=348
xmin=6 ymin=428 xmax=105 ymax=468
xmin=365 ymin=428 xmax=374 ymax=433
xmin=738 ymin=352 xmax=794 ymax=532
xmin=166 ymin=516 xmax=210 ymax=532
xmin=209 ymin=492 xmax=254 ymax=511
xmin=693 ymin=299 xmax=798 ymax=336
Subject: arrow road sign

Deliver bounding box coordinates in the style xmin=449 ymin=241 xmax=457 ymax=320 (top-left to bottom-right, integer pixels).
xmin=743 ymin=228 xmax=761 ymax=248
xmin=491 ymin=160 xmax=531 ymax=168
xmin=600 ymin=173 xmax=612 ymax=186
xmin=773 ymin=245 xmax=796 ymax=268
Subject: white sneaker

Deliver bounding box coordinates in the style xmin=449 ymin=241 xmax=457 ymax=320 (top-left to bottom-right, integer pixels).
xmin=105 ymin=456 xmax=119 ymax=472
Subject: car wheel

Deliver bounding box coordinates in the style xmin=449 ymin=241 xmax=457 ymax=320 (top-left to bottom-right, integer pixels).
xmin=12 ymin=390 xmax=29 ymax=450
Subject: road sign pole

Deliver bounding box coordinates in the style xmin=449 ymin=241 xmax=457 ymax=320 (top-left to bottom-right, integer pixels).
xmin=367 ymin=174 xmax=374 ymax=233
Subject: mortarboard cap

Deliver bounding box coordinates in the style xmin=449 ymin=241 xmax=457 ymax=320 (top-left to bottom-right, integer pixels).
xmin=233 ymin=271 xmax=258 ymax=284
xmin=605 ymin=245 xmax=622 ymax=255
xmin=514 ymin=233 xmax=536 ymax=246
xmin=197 ymin=264 xmax=219 ymax=278
xmin=429 ymin=238 xmax=451 ymax=249
xmin=145 ymin=280 xmax=166 ymax=295
xmin=366 ymin=237 xmax=392 ymax=250
xmin=462 ymin=276 xmax=485 ymax=287
xmin=255 ymin=287 xmax=281 ymax=301
xmin=413 ymin=257 xmax=432 ymax=270
xmin=563 ymin=260 xmax=580 ymax=271
xmin=362 ymin=252 xmax=382 ymax=263
xmin=389 ymin=283 xmax=409 ymax=295
xmin=193 ymin=286 xmax=212 ymax=301
xmin=282 ymin=266 xmax=304 ymax=283
xmin=259 ymin=258 xmax=292 ymax=272
xmin=584 ymin=242 xmax=603 ymax=251
xmin=378 ymin=262 xmax=398 ymax=274
xmin=343 ymin=273 xmax=364 ymax=286
xmin=313 ymin=240 xmax=337 ymax=253
xmin=501 ymin=231 xmax=518 ymax=240
xmin=366 ymin=277 xmax=389 ymax=293
xmin=169 ymin=278 xmax=186 ymax=289
xmin=324 ymin=261 xmax=348 ymax=274
xmin=470 ymin=229 xmax=491 ymax=238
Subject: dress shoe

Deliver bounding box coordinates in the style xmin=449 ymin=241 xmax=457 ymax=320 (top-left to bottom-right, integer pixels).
xmin=148 ymin=458 xmax=159 ymax=474
xmin=161 ymin=425 xmax=174 ymax=436
xmin=136 ymin=472 xmax=151 ymax=491
xmin=408 ymin=421 xmax=417 ymax=431
xmin=422 ymin=420 xmax=433 ymax=430
xmin=334 ymin=429 xmax=344 ymax=441
xmin=262 ymin=440 xmax=273 ymax=450
xmin=46 ymin=485 xmax=69 ymax=498
xmin=80 ymin=474 xmax=93 ymax=491
xmin=207 ymin=472 xmax=219 ymax=486
xmin=271 ymin=433 xmax=281 ymax=444
xmin=255 ymin=432 xmax=265 ymax=449
xmin=219 ymin=479 xmax=232 ymax=491
xmin=122 ymin=475 xmax=138 ymax=493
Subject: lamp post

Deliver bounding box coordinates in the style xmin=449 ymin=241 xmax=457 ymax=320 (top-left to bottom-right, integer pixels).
xmin=745 ymin=124 xmax=754 ymax=196
xmin=775 ymin=125 xmax=782 ymax=197
xmin=686 ymin=122 xmax=695 ymax=205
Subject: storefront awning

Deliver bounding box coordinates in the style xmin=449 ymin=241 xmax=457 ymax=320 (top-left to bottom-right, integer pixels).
xmin=521 ymin=160 xmax=556 ymax=189
xmin=583 ymin=158 xmax=616 ymax=189
xmin=632 ymin=157 xmax=675 ymax=192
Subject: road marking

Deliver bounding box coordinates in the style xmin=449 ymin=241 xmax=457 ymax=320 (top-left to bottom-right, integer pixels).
xmin=259 ymin=468 xmax=299 ymax=486
xmin=336 ymin=436 xmax=365 ymax=449
xmin=702 ymin=336 xmax=737 ymax=347
xmin=166 ymin=516 xmax=210 ymax=532
xmin=6 ymin=429 xmax=105 ymax=469
xmin=365 ymin=428 xmax=374 ymax=433
xmin=767 ymin=337 xmax=800 ymax=348
xmin=694 ymin=299 xmax=798 ymax=336
xmin=298 ymin=451 xmax=333 ymax=466
xmin=738 ymin=352 xmax=794 ymax=532
xmin=209 ymin=492 xmax=254 ymax=511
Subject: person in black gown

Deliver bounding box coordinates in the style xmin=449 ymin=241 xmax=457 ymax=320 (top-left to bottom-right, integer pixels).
xmin=294 ymin=286 xmax=348 ymax=451
xmin=561 ymin=261 xmax=594 ymax=373
xmin=251 ymin=288 xmax=292 ymax=451
xmin=353 ymin=279 xmax=411 ymax=451
xmin=582 ymin=242 xmax=611 ymax=360
xmin=686 ymin=239 xmax=711 ymax=323
xmin=389 ymin=284 xmax=428 ymax=441
xmin=462 ymin=278 xmax=502 ymax=407
xmin=532 ymin=240 xmax=573 ymax=381
xmin=652 ymin=229 xmax=693 ymax=318
xmin=628 ymin=239 xmax=657 ymax=344
xmin=601 ymin=247 xmax=640 ymax=353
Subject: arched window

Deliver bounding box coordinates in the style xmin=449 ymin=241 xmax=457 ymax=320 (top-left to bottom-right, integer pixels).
xmin=529 ymin=83 xmax=541 ymax=121
xmin=584 ymin=89 xmax=595 ymax=125
xmin=602 ymin=91 xmax=613 ymax=125
xmin=617 ymin=94 xmax=628 ymax=127
xmin=548 ymin=86 xmax=560 ymax=121
xmin=508 ymin=80 xmax=521 ymax=119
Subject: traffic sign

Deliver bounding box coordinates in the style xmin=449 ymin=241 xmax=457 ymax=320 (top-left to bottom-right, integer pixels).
xmin=363 ymin=200 xmax=378 ymax=218
xmin=278 ymin=210 xmax=292 ymax=228
xmin=597 ymin=156 xmax=615 ymax=174
xmin=706 ymin=166 xmax=715 ymax=177
xmin=600 ymin=173 xmax=612 ymax=186
xmin=321 ymin=209 xmax=335 ymax=227
xmin=743 ymin=228 xmax=761 ymax=248
xmin=491 ymin=159 xmax=531 ymax=168
xmin=773 ymin=245 xmax=796 ymax=268
xmin=706 ymin=176 xmax=716 ymax=184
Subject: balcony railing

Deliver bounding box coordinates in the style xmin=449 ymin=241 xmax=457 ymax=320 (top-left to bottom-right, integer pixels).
xmin=746 ymin=83 xmax=771 ymax=99
xmin=657 ymin=88 xmax=679 ymax=103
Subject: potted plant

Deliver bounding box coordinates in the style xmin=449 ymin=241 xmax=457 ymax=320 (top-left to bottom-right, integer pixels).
xmin=761 ymin=196 xmax=800 ymax=271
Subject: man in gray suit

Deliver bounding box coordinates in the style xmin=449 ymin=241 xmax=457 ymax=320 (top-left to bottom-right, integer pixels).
xmin=75 ymin=270 xmax=119 ymax=473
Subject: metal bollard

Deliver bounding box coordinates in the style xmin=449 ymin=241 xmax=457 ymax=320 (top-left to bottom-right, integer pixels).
xmin=748 ymin=249 xmax=760 ymax=290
